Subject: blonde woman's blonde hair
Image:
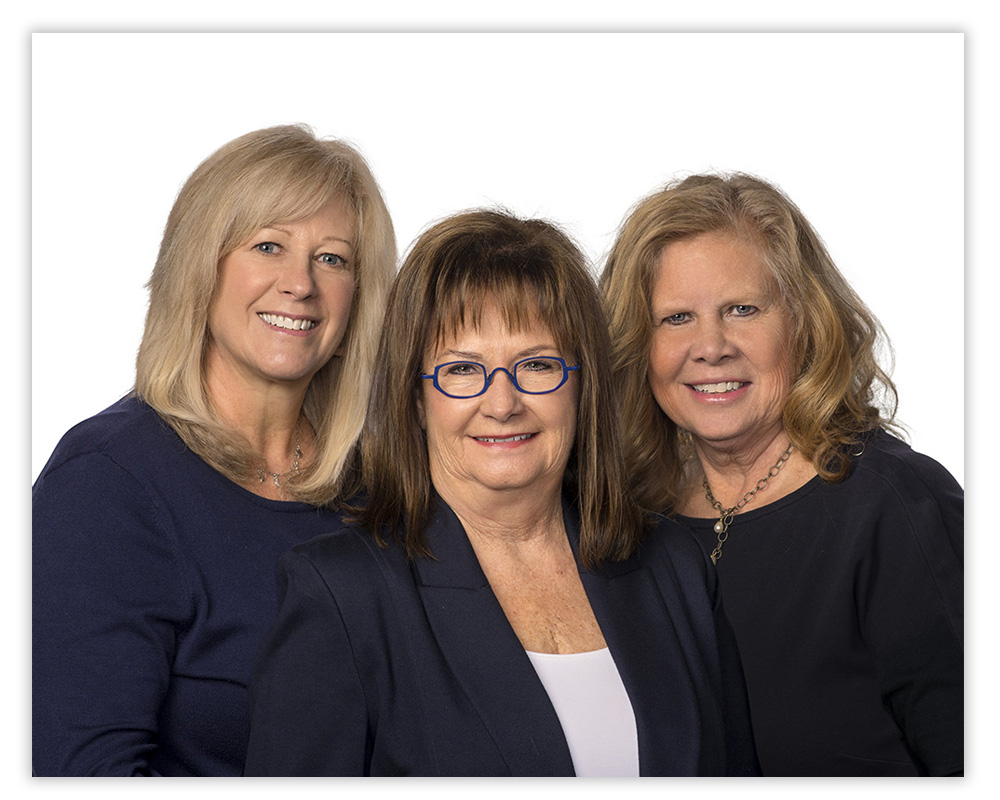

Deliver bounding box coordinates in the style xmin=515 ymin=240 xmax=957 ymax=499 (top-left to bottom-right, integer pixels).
xmin=135 ymin=124 xmax=397 ymax=506
xmin=600 ymin=172 xmax=898 ymax=513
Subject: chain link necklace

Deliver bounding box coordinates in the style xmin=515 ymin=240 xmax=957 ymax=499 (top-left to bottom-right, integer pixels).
xmin=703 ymin=444 xmax=795 ymax=565
xmin=256 ymin=418 xmax=302 ymax=487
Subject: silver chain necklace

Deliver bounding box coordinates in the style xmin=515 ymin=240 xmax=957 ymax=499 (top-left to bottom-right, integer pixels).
xmin=256 ymin=418 xmax=302 ymax=487
xmin=703 ymin=444 xmax=795 ymax=565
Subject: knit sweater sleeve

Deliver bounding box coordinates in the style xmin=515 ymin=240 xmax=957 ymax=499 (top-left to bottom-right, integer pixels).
xmin=853 ymin=449 xmax=964 ymax=776
xmin=32 ymin=450 xmax=190 ymax=776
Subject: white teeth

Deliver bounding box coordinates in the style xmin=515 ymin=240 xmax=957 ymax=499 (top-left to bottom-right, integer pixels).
xmin=259 ymin=313 xmax=316 ymax=331
xmin=476 ymin=434 xmax=533 ymax=443
xmin=692 ymin=381 xmax=745 ymax=394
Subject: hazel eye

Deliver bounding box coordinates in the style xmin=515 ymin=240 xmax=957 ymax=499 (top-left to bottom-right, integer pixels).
xmin=519 ymin=359 xmax=558 ymax=372
xmin=444 ymin=362 xmax=481 ymax=376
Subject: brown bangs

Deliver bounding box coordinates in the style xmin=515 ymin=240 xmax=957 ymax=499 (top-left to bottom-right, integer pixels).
xmin=419 ymin=220 xmax=581 ymax=359
xmin=426 ymin=275 xmax=572 ymax=355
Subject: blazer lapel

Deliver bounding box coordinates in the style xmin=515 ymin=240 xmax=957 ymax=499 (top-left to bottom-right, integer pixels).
xmin=568 ymin=507 xmax=706 ymax=776
xmin=413 ymin=500 xmax=575 ymax=776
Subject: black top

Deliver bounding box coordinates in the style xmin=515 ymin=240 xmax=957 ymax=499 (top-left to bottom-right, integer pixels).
xmin=676 ymin=430 xmax=963 ymax=776
xmin=245 ymin=498 xmax=760 ymax=776
xmin=32 ymin=397 xmax=345 ymax=775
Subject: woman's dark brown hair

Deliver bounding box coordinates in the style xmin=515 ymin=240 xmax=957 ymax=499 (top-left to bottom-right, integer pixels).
xmin=356 ymin=209 xmax=649 ymax=567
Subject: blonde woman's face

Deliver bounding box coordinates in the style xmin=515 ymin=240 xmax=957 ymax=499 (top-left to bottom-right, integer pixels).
xmin=647 ymin=230 xmax=794 ymax=458
xmin=204 ymin=197 xmax=357 ymax=398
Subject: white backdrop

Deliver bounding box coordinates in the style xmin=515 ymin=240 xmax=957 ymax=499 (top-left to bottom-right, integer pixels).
xmin=32 ymin=33 xmax=964 ymax=486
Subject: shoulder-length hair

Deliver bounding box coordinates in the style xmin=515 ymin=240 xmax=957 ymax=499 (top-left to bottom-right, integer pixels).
xmin=135 ymin=124 xmax=397 ymax=506
xmin=599 ymin=172 xmax=898 ymax=513
xmin=356 ymin=209 xmax=649 ymax=568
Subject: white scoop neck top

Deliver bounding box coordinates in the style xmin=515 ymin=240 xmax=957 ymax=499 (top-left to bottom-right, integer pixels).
xmin=525 ymin=647 xmax=640 ymax=777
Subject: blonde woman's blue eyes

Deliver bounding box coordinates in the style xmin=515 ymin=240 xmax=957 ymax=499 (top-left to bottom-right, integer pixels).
xmin=318 ymin=253 xmax=349 ymax=269
xmin=252 ymin=243 xmax=348 ymax=268
xmin=657 ymin=307 xmax=757 ymax=326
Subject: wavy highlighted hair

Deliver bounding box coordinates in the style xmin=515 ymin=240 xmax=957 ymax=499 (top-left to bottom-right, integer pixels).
xmin=599 ymin=172 xmax=898 ymax=513
xmin=356 ymin=209 xmax=649 ymax=567
xmin=135 ymin=125 xmax=397 ymax=506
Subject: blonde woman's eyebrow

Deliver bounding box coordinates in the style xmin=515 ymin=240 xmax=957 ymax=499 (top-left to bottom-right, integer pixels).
xmin=257 ymin=225 xmax=354 ymax=248
xmin=319 ymin=234 xmax=355 ymax=247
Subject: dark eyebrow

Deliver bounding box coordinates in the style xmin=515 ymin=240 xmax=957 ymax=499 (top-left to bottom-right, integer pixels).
xmin=442 ymin=345 xmax=559 ymax=362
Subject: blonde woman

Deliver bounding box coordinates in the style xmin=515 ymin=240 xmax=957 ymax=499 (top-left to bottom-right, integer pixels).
xmin=600 ymin=173 xmax=963 ymax=776
xmin=32 ymin=125 xmax=396 ymax=775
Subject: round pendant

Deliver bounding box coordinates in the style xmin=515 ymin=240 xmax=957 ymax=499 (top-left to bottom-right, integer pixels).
xmin=714 ymin=520 xmax=725 ymax=534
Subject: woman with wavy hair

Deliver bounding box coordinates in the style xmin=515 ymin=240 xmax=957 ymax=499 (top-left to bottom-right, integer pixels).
xmin=600 ymin=173 xmax=963 ymax=776
xmin=32 ymin=125 xmax=396 ymax=775
xmin=244 ymin=210 xmax=758 ymax=776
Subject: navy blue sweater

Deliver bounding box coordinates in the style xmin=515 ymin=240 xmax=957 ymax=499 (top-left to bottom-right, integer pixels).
xmin=32 ymin=397 xmax=344 ymax=775
xmin=678 ymin=430 xmax=963 ymax=776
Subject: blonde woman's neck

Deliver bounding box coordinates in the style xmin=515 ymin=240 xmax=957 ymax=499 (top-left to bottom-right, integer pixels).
xmin=683 ymin=430 xmax=816 ymax=517
xmin=204 ymin=369 xmax=313 ymax=500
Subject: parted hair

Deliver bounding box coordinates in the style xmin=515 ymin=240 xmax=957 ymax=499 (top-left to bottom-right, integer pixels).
xmin=599 ymin=172 xmax=898 ymax=514
xmin=135 ymin=124 xmax=397 ymax=506
xmin=356 ymin=209 xmax=649 ymax=567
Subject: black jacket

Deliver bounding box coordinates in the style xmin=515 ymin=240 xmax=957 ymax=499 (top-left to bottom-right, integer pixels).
xmin=245 ymin=498 xmax=759 ymax=776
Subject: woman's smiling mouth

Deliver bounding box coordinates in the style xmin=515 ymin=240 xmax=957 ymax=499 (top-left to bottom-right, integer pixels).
xmin=258 ymin=312 xmax=317 ymax=331
xmin=690 ymin=381 xmax=746 ymax=394
xmin=473 ymin=433 xmax=535 ymax=444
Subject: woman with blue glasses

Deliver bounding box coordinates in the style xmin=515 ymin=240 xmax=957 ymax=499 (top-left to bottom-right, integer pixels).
xmin=244 ymin=210 xmax=759 ymax=776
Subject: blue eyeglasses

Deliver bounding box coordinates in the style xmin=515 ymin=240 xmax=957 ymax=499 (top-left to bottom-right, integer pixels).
xmin=421 ymin=356 xmax=580 ymax=399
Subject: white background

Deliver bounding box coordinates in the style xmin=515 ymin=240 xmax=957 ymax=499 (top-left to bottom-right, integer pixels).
xmin=31 ymin=33 xmax=964 ymax=485
xmin=10 ymin=3 xmax=994 ymax=793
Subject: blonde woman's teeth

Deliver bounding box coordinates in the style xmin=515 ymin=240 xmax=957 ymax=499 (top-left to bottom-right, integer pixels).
xmin=259 ymin=313 xmax=316 ymax=331
xmin=692 ymin=382 xmax=745 ymax=394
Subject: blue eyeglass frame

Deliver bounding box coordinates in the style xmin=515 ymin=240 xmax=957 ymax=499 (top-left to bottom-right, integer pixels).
xmin=421 ymin=356 xmax=580 ymax=399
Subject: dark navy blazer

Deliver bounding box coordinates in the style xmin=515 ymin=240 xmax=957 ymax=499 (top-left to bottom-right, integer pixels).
xmin=245 ymin=499 xmax=758 ymax=776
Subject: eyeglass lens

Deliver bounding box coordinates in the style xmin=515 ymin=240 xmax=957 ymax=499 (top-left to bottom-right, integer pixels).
xmin=437 ymin=358 xmax=566 ymax=397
